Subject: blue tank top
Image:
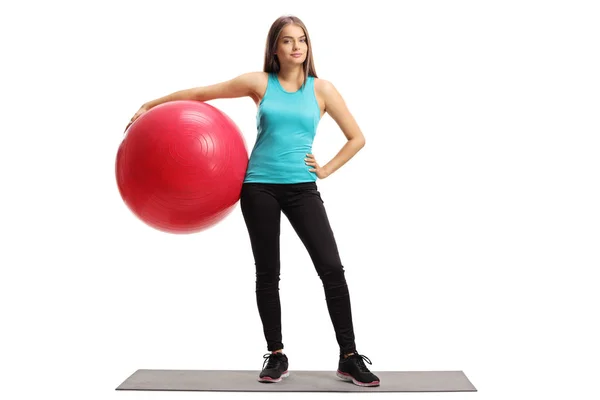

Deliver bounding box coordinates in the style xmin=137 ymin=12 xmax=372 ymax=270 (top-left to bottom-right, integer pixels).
xmin=244 ymin=72 xmax=321 ymax=184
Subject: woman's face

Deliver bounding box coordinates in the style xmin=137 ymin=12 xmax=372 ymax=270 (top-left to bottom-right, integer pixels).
xmin=276 ymin=24 xmax=308 ymax=65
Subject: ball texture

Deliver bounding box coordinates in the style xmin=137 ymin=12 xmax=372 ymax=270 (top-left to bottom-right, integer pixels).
xmin=116 ymin=101 xmax=249 ymax=234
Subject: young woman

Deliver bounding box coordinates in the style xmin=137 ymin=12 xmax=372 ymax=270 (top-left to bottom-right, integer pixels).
xmin=126 ymin=15 xmax=380 ymax=387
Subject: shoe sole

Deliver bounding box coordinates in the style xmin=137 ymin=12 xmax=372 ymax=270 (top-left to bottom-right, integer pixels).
xmin=258 ymin=371 xmax=289 ymax=383
xmin=336 ymin=370 xmax=380 ymax=387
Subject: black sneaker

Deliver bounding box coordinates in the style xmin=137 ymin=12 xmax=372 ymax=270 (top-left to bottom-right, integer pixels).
xmin=258 ymin=352 xmax=289 ymax=383
xmin=337 ymin=353 xmax=380 ymax=387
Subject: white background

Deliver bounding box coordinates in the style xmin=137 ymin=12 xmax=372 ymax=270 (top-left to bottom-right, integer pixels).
xmin=1 ymin=0 xmax=599 ymax=399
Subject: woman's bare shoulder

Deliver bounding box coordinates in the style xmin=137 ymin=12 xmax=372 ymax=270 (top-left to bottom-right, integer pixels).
xmin=314 ymin=77 xmax=335 ymax=93
xmin=244 ymin=71 xmax=269 ymax=85
xmin=240 ymin=71 xmax=269 ymax=104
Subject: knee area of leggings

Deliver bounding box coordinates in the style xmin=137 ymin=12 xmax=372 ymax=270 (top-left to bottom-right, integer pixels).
xmin=255 ymin=270 xmax=281 ymax=284
xmin=318 ymin=267 xmax=347 ymax=284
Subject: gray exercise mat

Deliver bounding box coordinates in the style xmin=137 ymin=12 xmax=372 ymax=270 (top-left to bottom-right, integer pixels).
xmin=116 ymin=369 xmax=477 ymax=392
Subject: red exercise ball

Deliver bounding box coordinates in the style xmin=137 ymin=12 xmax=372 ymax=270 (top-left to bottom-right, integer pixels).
xmin=116 ymin=100 xmax=249 ymax=234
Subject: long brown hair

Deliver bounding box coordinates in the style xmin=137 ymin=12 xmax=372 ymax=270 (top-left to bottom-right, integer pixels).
xmin=263 ymin=15 xmax=318 ymax=89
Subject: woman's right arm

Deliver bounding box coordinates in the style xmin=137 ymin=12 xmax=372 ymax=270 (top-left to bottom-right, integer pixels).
xmin=125 ymin=72 xmax=262 ymax=131
xmin=145 ymin=72 xmax=261 ymax=107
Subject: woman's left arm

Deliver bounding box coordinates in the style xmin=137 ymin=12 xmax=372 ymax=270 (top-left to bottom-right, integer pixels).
xmin=307 ymin=80 xmax=366 ymax=179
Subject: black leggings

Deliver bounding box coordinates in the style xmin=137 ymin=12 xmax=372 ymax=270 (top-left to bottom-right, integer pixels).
xmin=240 ymin=182 xmax=357 ymax=356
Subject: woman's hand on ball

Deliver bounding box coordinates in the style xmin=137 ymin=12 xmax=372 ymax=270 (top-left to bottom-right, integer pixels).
xmin=124 ymin=105 xmax=149 ymax=132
